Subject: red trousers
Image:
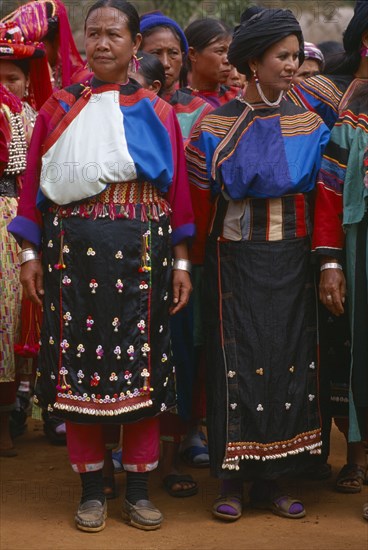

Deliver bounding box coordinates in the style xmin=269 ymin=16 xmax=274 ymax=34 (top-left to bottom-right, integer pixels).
xmin=66 ymin=417 xmax=160 ymax=473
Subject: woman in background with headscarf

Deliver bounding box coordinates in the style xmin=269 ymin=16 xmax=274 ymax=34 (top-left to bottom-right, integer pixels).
xmin=0 ymin=21 xmax=51 ymax=455
xmin=186 ymin=7 xmax=330 ymax=521
xmin=140 ymin=12 xmax=212 ymax=145
xmin=140 ymin=11 xmax=211 ymax=495
xmin=293 ymin=42 xmax=324 ymax=83
xmin=2 ymin=0 xmax=87 ymax=89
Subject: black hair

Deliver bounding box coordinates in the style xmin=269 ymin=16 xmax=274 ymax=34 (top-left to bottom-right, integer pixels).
xmin=43 ymin=1 xmax=59 ymax=43
xmin=183 ymin=18 xmax=231 ymax=81
xmin=85 ymin=0 xmax=140 ymax=39
xmin=323 ymin=51 xmax=360 ymax=76
xmin=242 ymin=63 xmax=252 ymax=81
xmin=135 ymin=51 xmax=166 ymax=96
xmin=318 ymin=40 xmax=344 ymax=59
xmin=317 ymin=41 xmax=354 ymax=76
xmin=10 ymin=59 xmax=30 ymax=77
xmin=141 ymin=25 xmax=184 ymax=52
xmin=185 ymin=18 xmax=231 ymax=54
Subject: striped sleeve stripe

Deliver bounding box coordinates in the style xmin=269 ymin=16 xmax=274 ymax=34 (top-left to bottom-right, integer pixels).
xmin=281 ymin=112 xmax=324 ymax=135
xmin=200 ymin=115 xmax=237 ymax=137
xmin=185 ymin=145 xmax=207 ymax=171
xmin=299 ymin=76 xmax=343 ymax=111
xmin=186 ymin=144 xmax=210 ymax=190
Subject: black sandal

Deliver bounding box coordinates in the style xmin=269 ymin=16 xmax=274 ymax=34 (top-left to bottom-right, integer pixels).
xmin=335 ymin=463 xmax=366 ymax=494
xmin=162 ymin=474 xmax=198 ymax=497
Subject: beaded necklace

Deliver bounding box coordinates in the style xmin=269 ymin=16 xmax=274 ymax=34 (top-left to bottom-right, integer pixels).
xmin=250 ymin=70 xmax=284 ymax=107
xmin=4 ymin=109 xmax=27 ymax=175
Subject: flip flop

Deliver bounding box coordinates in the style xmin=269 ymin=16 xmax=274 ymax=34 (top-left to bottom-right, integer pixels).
xmin=335 ymin=463 xmax=366 ymax=494
xmin=162 ymin=474 xmax=198 ymax=497
xmin=212 ymin=494 xmax=243 ymax=521
xmin=251 ymin=494 xmax=306 ymax=519
xmin=270 ymin=496 xmax=306 ymax=519
xmin=250 ymin=481 xmax=306 ymax=519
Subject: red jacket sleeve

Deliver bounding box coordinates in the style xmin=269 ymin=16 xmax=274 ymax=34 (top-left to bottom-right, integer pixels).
xmin=160 ymin=104 xmax=195 ymax=245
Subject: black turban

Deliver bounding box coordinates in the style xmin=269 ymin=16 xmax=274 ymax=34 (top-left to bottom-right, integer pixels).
xmin=233 ymin=5 xmax=264 ymax=35
xmin=343 ymin=0 xmax=368 ymax=54
xmin=240 ymin=5 xmax=264 ymax=24
xmin=228 ymin=8 xmax=304 ymax=75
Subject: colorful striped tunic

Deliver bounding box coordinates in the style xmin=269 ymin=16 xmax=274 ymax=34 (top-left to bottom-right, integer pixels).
xmin=183 ymin=84 xmax=240 ymax=110
xmin=186 ymin=98 xmax=330 ymax=476
xmin=313 ymin=79 xmax=368 ymax=441
xmin=287 ymin=74 xmax=353 ymax=129
xmin=187 ymin=99 xmax=330 ymax=264
xmin=167 ymin=89 xmax=213 ymax=147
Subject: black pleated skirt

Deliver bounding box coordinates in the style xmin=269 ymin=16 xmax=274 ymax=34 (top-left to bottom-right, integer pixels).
xmin=204 ymin=235 xmax=322 ymax=479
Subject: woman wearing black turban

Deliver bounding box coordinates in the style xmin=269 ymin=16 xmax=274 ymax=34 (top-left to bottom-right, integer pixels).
xmin=186 ymin=8 xmax=330 ymax=521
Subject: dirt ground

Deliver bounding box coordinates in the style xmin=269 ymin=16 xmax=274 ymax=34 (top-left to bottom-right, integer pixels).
xmin=0 ymin=421 xmax=367 ymax=550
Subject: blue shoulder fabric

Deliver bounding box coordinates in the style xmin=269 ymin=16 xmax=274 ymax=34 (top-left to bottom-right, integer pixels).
xmin=219 ymin=114 xmax=291 ymax=198
xmin=283 ymin=122 xmax=330 ymax=194
xmin=120 ymin=97 xmax=173 ymax=192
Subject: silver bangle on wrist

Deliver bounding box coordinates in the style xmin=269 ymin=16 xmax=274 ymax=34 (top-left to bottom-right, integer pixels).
xmin=320 ymin=262 xmax=342 ymax=272
xmin=18 ymin=247 xmax=40 ymax=265
xmin=173 ymin=258 xmax=192 ymax=274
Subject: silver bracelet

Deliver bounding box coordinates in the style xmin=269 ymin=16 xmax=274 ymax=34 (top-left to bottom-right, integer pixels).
xmin=173 ymin=258 xmax=192 ymax=274
xmin=18 ymin=248 xmax=40 ymax=265
xmin=320 ymin=262 xmax=342 ymax=272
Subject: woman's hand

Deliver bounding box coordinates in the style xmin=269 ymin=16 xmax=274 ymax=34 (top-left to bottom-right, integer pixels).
xmin=170 ymin=269 xmax=192 ymax=315
xmin=20 ymin=260 xmax=44 ymax=307
xmin=319 ymin=268 xmax=346 ymax=316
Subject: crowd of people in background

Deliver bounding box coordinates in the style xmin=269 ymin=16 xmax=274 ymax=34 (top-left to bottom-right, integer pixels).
xmin=0 ymin=0 xmax=367 ymax=534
